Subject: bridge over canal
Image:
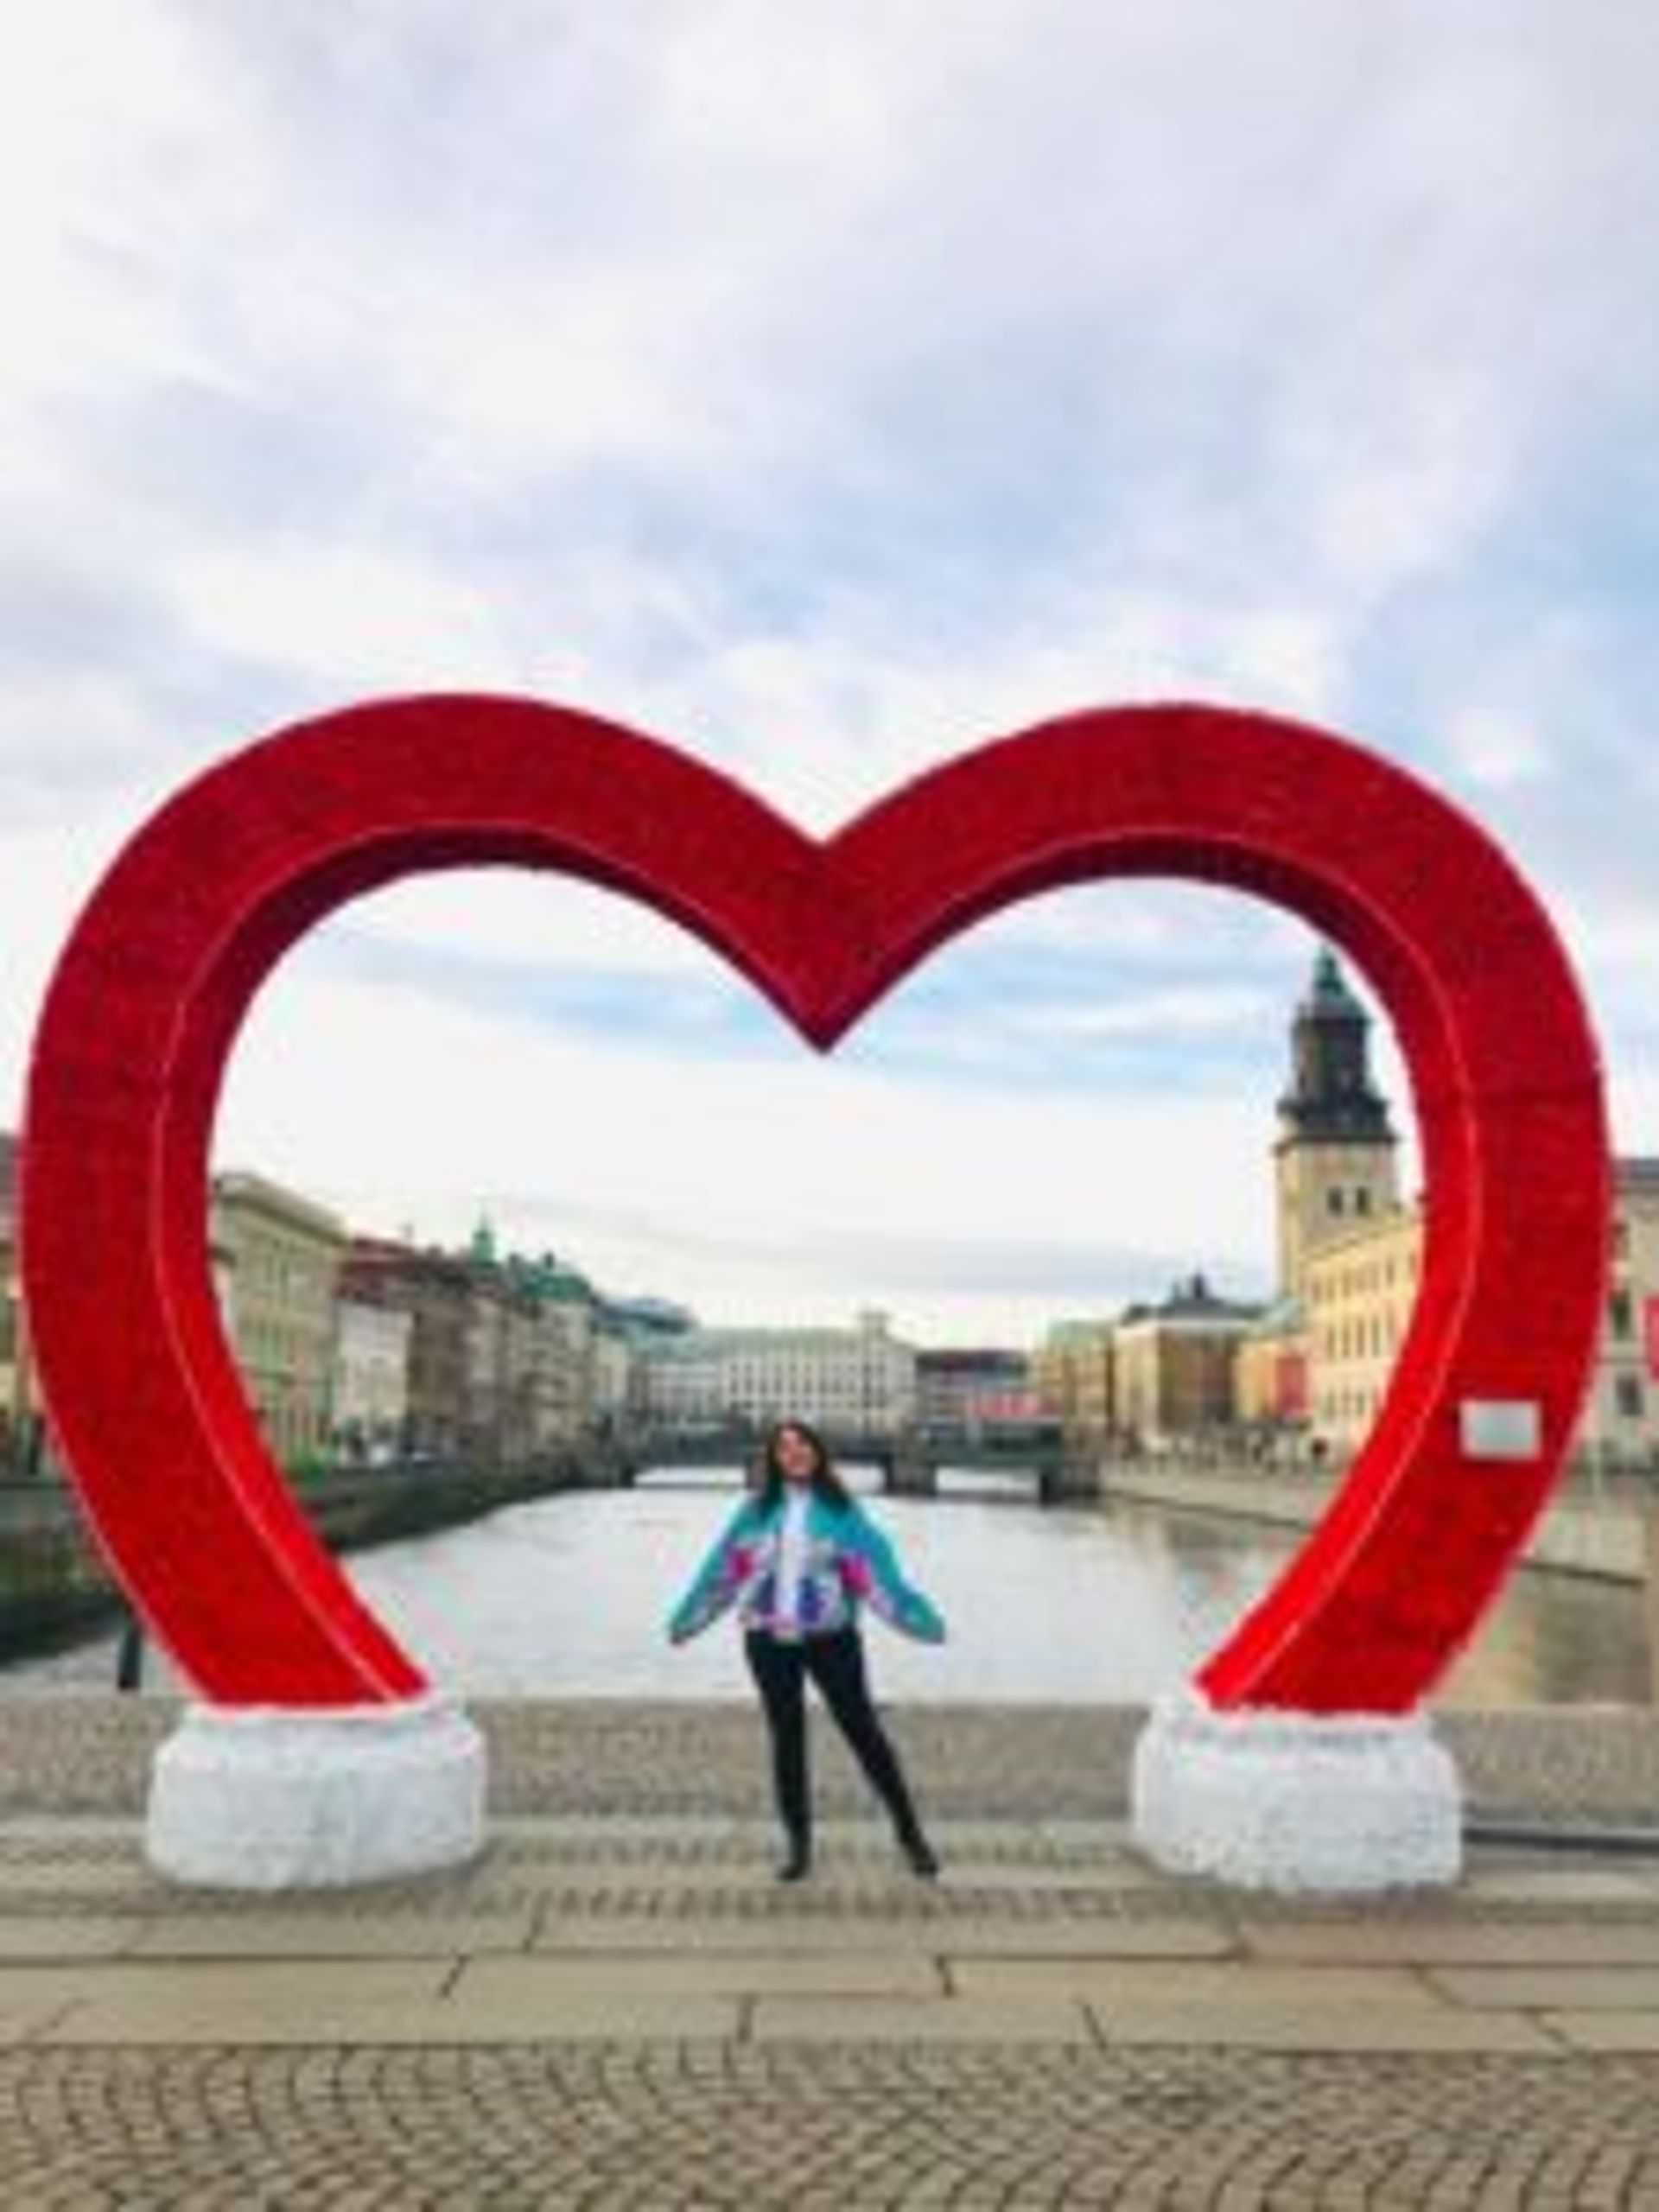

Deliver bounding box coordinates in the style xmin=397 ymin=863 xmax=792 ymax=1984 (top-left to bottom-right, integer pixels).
xmin=615 ymin=1423 xmax=1099 ymax=1505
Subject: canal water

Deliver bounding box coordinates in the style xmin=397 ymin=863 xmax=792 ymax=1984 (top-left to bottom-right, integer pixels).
xmin=3 ymin=1466 xmax=1649 ymax=1704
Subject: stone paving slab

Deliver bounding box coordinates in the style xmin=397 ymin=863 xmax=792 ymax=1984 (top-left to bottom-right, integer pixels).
xmin=529 ymin=1910 xmax=1238 ymax=1957
xmin=36 ymin=1961 xmax=757 ymax=2048
xmin=0 ymin=1853 xmax=154 ymax=1893
xmin=949 ymin=1960 xmax=1446 ymax=2009
xmin=6 ymin=1915 xmax=1652 ymax=2058
xmin=1243 ymin=1917 xmax=1659 ymax=1965
xmin=454 ymin=1950 xmax=945 ymax=2000
xmin=0 ymin=1986 xmax=77 ymax=2043
xmin=0 ymin=1913 xmax=143 ymax=1959
xmin=9 ymin=1958 xmax=453 ymax=2044
xmin=1460 ymin=1863 xmax=1659 ymax=1904
xmin=1428 ymin=1964 xmax=1659 ymax=2011
xmin=1542 ymin=2010 xmax=1659 ymax=2052
xmin=126 ymin=1906 xmax=538 ymax=1957
xmin=750 ymin=1993 xmax=1096 ymax=2044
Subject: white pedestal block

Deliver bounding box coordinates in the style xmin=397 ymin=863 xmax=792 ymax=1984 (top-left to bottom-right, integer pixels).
xmin=147 ymin=1695 xmax=486 ymax=1889
xmin=1131 ymin=1689 xmax=1462 ymax=1893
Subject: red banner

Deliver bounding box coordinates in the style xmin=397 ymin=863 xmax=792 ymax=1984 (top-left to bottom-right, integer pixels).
xmin=1275 ymin=1349 xmax=1309 ymax=1421
xmin=1645 ymin=1296 xmax=1659 ymax=1382
xmin=964 ymin=1390 xmax=1043 ymax=1424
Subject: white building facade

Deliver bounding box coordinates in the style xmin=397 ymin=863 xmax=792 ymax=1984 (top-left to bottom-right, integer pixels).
xmin=211 ymin=1171 xmax=347 ymax=1465
xmin=642 ymin=1311 xmax=917 ymax=1434
xmin=590 ymin=1313 xmax=635 ymax=1430
xmin=331 ymin=1299 xmax=414 ymax=1462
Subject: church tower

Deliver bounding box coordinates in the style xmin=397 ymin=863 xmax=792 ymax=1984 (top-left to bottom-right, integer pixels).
xmin=1274 ymin=947 xmax=1398 ymax=1301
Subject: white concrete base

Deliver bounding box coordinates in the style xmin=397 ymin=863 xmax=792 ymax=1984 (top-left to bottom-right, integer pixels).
xmin=146 ymin=1695 xmax=486 ymax=1889
xmin=1131 ymin=1690 xmax=1462 ymax=1893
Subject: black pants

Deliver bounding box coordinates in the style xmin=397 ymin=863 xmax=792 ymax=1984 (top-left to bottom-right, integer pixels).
xmin=745 ymin=1627 xmax=925 ymax=1850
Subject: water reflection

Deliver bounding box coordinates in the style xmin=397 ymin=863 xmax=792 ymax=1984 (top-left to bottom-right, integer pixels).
xmin=3 ymin=1468 xmax=1649 ymax=1704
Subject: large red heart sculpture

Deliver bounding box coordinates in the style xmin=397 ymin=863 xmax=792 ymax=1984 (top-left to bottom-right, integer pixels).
xmin=20 ymin=697 xmax=1607 ymax=1713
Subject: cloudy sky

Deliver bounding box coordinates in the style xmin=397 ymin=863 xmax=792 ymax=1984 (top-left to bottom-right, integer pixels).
xmin=4 ymin=2 xmax=1657 ymax=1346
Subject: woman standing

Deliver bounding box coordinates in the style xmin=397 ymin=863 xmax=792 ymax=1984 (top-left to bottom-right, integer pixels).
xmin=667 ymin=1419 xmax=944 ymax=1881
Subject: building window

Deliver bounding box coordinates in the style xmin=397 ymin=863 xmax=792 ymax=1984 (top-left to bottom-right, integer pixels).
xmin=1355 ymin=1187 xmax=1372 ymax=1216
xmin=1325 ymin=1189 xmax=1344 ymax=1217
xmin=1609 ymin=1289 xmax=1634 ymax=1340
xmin=1615 ymin=1375 xmax=1644 ymax=1421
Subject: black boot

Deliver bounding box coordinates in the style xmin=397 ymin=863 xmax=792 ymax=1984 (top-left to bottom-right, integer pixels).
xmin=899 ymin=1830 xmax=939 ymax=1879
xmin=776 ymin=1835 xmax=811 ymax=1883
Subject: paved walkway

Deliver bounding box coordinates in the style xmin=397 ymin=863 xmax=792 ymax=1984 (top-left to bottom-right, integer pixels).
xmin=3 ymin=1698 xmax=1659 ymax=2206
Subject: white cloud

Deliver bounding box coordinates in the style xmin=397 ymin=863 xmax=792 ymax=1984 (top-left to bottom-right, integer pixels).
xmin=335 ymin=871 xmax=714 ymax=981
xmin=0 ymin=1 xmax=219 ymax=406
xmin=1441 ymin=708 xmax=1552 ymax=793
xmin=0 ymin=815 xmax=139 ymax=1119
xmin=174 ymin=543 xmax=516 ymax=696
xmin=4 ymin=1 xmax=1659 ymax=1329
xmin=1020 ymin=984 xmax=1278 ymax=1046
xmin=215 ymin=961 xmax=1275 ymax=1339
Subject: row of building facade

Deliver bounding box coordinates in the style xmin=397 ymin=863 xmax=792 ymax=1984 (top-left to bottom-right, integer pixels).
xmin=0 ymin=1149 xmax=649 ymax=1472
xmin=1034 ymin=951 xmax=1659 ymax=1470
xmin=1 ymin=1135 xmax=1039 ymax=1472
xmin=6 ymin=952 xmax=1657 ymax=1477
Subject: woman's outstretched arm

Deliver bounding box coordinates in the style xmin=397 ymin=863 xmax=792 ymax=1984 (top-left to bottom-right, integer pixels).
xmin=839 ymin=1504 xmax=947 ymax=1643
xmin=665 ymin=1500 xmax=760 ymax=1643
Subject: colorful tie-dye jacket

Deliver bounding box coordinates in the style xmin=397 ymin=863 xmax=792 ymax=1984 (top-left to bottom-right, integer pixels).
xmin=666 ymin=1491 xmax=946 ymax=1645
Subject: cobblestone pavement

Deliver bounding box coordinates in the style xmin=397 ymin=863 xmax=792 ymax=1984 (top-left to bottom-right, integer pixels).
xmin=6 ymin=1694 xmax=1659 ymax=1824
xmin=3 ymin=1700 xmax=1659 ymax=2205
xmin=7 ymin=2042 xmax=1659 ymax=2209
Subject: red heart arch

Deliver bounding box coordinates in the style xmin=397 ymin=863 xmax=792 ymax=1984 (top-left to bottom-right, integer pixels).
xmin=20 ymin=696 xmax=1608 ymax=1713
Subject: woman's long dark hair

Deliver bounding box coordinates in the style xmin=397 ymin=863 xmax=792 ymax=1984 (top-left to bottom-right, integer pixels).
xmin=754 ymin=1418 xmax=854 ymax=1514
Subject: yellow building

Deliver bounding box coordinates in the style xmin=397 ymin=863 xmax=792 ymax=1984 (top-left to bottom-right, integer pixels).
xmin=1111 ymin=1276 xmax=1261 ymax=1447
xmin=1300 ymin=1159 xmax=1659 ymax=1470
xmin=212 ymin=1170 xmax=347 ymax=1465
xmin=1033 ymin=1319 xmax=1115 ymax=1434
xmin=1303 ymin=1205 xmax=1422 ymax=1453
